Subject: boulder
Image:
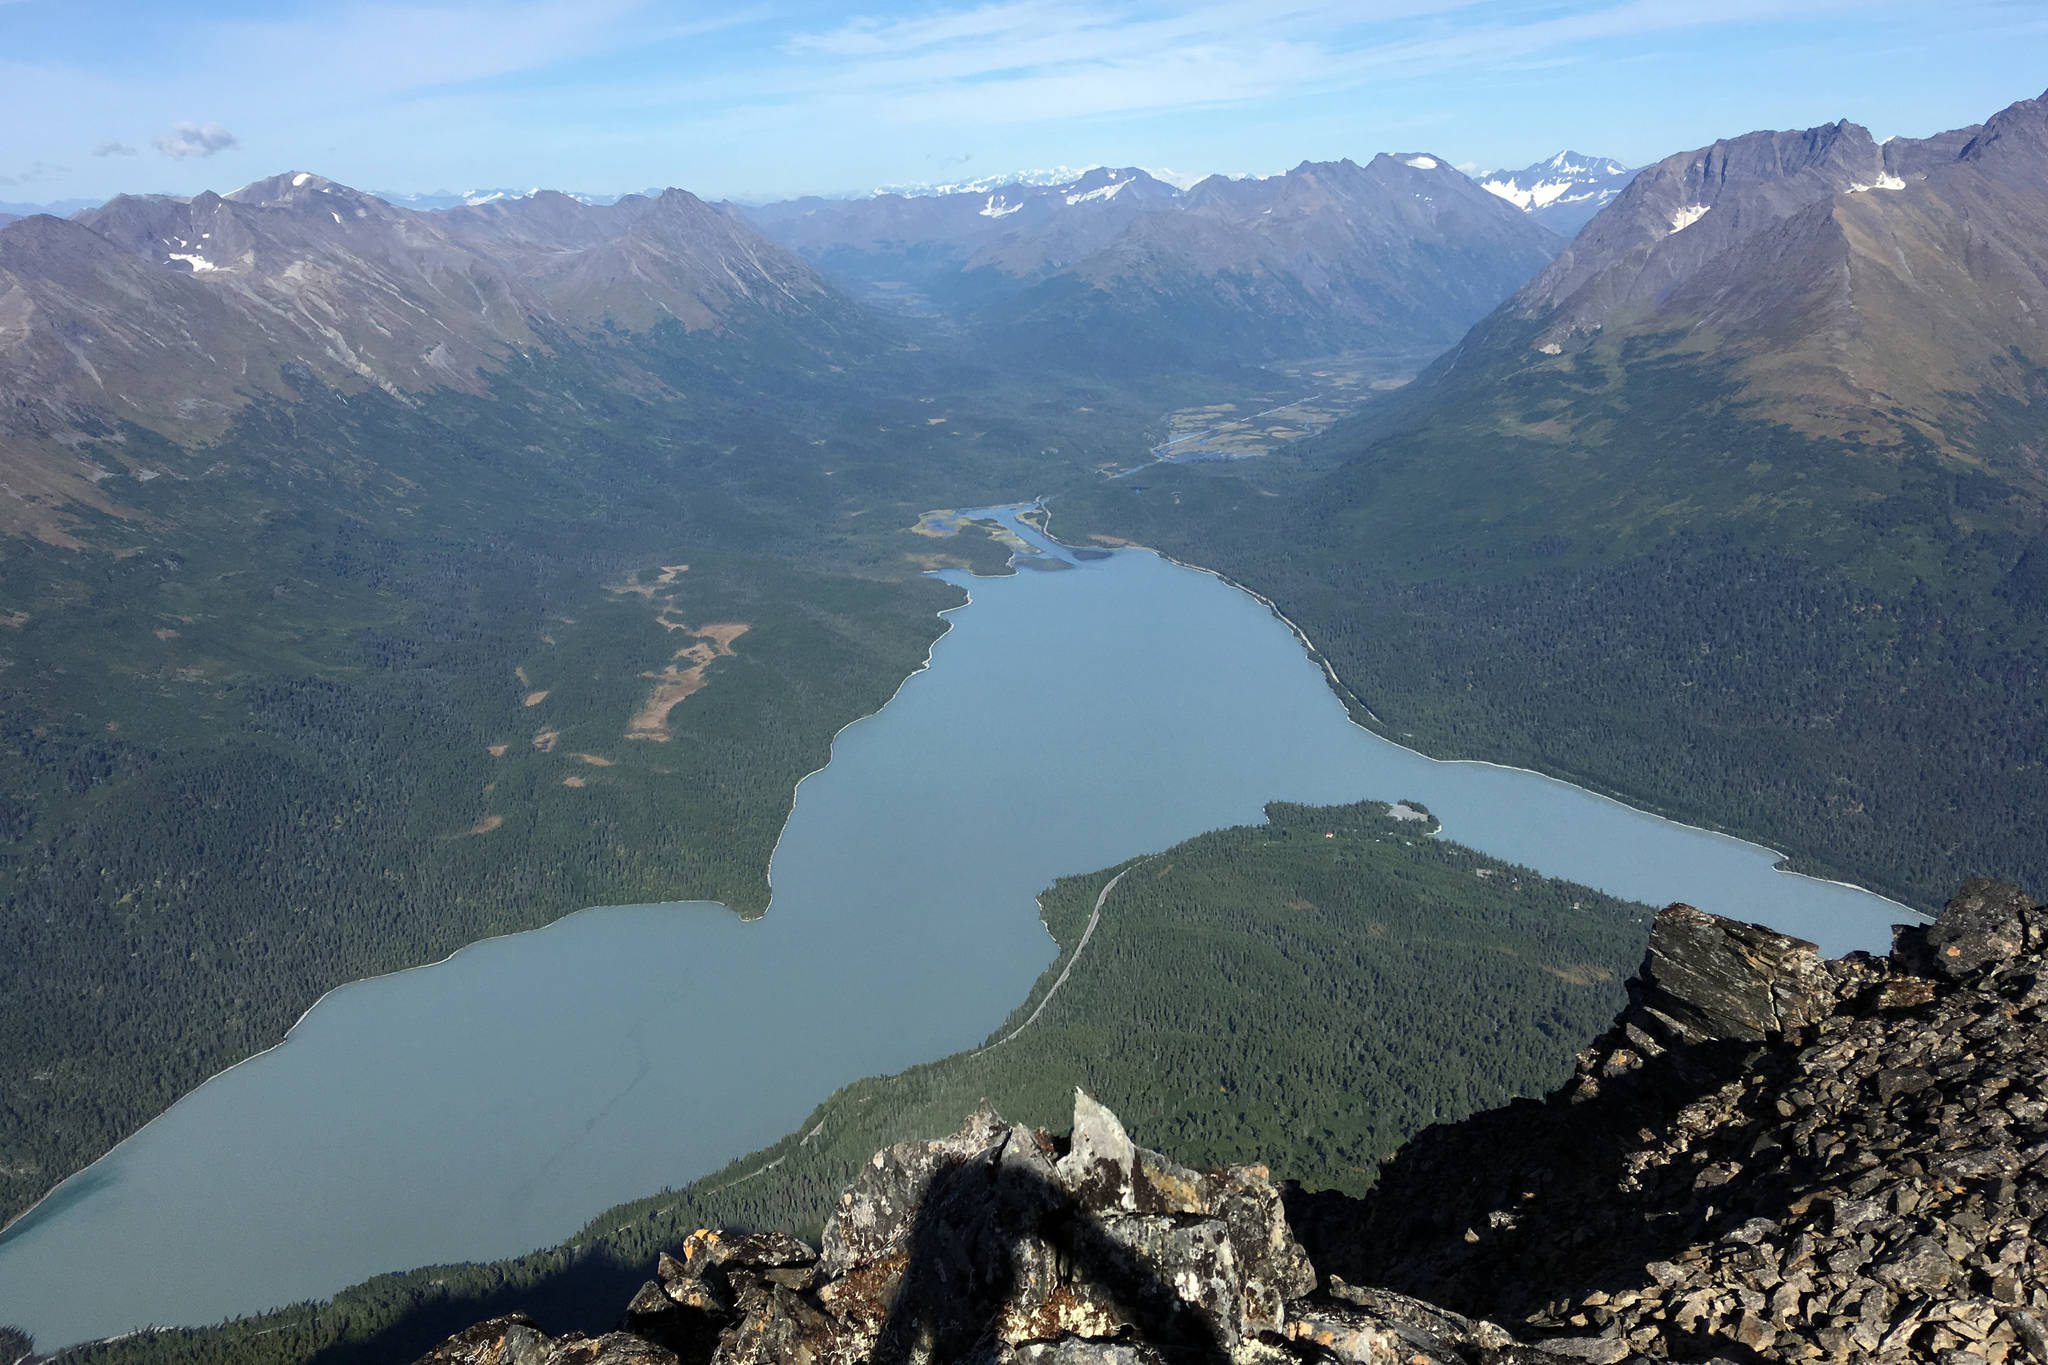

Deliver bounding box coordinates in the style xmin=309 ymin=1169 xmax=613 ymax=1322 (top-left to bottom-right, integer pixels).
xmin=1628 ymin=904 xmax=1833 ymax=1046
xmin=1894 ymin=877 xmax=2036 ymax=981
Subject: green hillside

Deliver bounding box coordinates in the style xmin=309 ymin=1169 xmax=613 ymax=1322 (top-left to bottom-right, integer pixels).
xmin=1048 ymin=339 xmax=2048 ymax=911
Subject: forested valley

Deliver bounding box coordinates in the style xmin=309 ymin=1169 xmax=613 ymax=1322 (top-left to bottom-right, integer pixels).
xmin=0 ymin=303 xmax=1236 ymax=1231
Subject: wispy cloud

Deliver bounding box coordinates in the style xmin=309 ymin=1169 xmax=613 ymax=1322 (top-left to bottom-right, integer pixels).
xmin=593 ymin=0 xmax=1923 ymax=136
xmin=0 ymin=159 xmax=68 ymax=187
xmin=203 ymin=0 xmax=656 ymax=102
xmin=0 ymin=0 xmax=2027 ymax=202
xmin=155 ymin=121 xmax=238 ymax=158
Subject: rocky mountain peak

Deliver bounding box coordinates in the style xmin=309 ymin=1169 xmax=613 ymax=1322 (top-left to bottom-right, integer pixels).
xmin=1958 ymin=87 xmax=2048 ymax=184
xmin=1515 ymin=117 xmax=1893 ymax=332
xmin=415 ymin=879 xmax=2048 ymax=1365
xmin=1550 ymin=151 xmax=1627 ymax=173
xmin=225 ymin=170 xmax=335 ymax=204
xmin=1056 ymin=166 xmax=1158 ymax=200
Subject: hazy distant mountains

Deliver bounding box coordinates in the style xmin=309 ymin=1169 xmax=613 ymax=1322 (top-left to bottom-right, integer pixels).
xmin=1477 ymin=152 xmax=1637 ymax=235
xmin=744 ymin=166 xmax=1185 ymax=303
xmin=0 ymin=172 xmax=845 ymax=543
xmin=0 ymin=196 xmax=100 ymax=219
xmin=746 ymin=157 xmax=1562 ymax=368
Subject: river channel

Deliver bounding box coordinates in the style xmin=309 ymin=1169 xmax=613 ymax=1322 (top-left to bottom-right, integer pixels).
xmin=0 ymin=510 xmax=1914 ymax=1349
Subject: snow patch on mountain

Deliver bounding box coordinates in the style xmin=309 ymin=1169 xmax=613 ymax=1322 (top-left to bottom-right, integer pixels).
xmin=979 ymin=194 xmax=1023 ymax=218
xmin=1668 ymin=204 xmax=1710 ymax=233
xmin=1402 ymin=155 xmax=1440 ymax=170
xmin=372 ymin=187 xmax=616 ymax=211
xmin=1848 ymin=173 xmax=1908 ymax=193
xmin=1480 ymin=176 xmax=1587 ymax=210
xmin=881 ymin=167 xmax=1093 ymax=197
xmin=1065 ymin=177 xmax=1130 ymax=205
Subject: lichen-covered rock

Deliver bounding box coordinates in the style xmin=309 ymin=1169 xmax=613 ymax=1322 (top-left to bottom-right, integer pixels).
xmin=416 ymin=1315 xmax=681 ymax=1365
xmin=819 ymin=1104 xmax=1025 ymax=1279
xmin=1896 ymin=877 xmax=2038 ymax=980
xmin=390 ymin=1091 xmax=1317 ymax=1365
xmin=812 ymin=1090 xmax=1311 ymax=1361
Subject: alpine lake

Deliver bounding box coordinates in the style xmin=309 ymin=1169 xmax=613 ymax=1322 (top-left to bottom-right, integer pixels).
xmin=0 ymin=509 xmax=1915 ymax=1348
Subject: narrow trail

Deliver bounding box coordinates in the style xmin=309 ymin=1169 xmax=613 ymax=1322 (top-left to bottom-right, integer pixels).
xmin=981 ymin=860 xmax=1144 ymax=1052
xmin=1122 ymin=390 xmax=1326 ymax=474
xmin=672 ymin=861 xmax=1143 ymax=1204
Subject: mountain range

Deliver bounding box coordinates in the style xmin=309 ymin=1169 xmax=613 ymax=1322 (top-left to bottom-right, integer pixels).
xmin=1409 ymin=95 xmax=2046 ymax=552
xmin=0 ymin=173 xmax=844 ymax=544
xmin=371 ymin=187 xmax=637 ymax=210
xmin=744 ymin=156 xmax=1562 ymax=368
xmin=0 ymin=150 xmax=1574 ymax=550
xmin=1054 ymin=86 xmax=2048 ymax=913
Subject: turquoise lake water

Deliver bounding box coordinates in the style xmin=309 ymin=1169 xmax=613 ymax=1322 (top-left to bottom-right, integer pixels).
xmin=0 ymin=511 xmax=1913 ymax=1348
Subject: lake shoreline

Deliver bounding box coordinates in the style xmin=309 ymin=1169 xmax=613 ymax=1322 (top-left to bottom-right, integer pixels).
xmin=1027 ymin=500 xmax=1927 ymax=929
xmin=1 ymin=505 xmax=1917 ymax=1349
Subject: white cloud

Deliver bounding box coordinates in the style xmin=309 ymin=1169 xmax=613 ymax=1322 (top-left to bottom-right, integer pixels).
xmin=93 ymin=140 xmax=137 ymax=157
xmin=155 ymin=121 xmax=238 ymax=158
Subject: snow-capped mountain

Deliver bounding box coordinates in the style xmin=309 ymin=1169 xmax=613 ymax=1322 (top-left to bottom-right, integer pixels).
xmin=743 ymin=166 xmax=1184 ymax=286
xmin=876 ymin=165 xmax=1205 ymax=197
xmin=372 ymin=186 xmax=634 ymax=211
xmin=745 ymin=155 xmax=1561 ymax=370
xmin=1479 ymin=152 xmax=1637 ymax=236
xmin=876 ymin=166 xmax=1094 ymax=197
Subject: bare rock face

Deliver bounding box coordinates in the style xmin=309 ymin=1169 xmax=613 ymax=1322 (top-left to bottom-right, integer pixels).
xmin=419 ymin=880 xmax=2048 ymax=1365
xmin=805 ymin=1089 xmax=1316 ymax=1362
xmin=1628 ymin=904 xmax=1834 ymax=1046
xmin=1296 ymin=882 xmax=2048 ymax=1363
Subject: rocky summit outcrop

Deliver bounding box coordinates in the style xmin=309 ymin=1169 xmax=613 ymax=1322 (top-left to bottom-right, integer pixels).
xmin=1294 ymin=879 xmax=2048 ymax=1363
xmin=420 ymin=880 xmax=2048 ymax=1365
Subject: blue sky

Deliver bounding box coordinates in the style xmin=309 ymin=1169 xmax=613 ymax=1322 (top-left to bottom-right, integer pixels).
xmin=3 ymin=0 xmax=2044 ymax=205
